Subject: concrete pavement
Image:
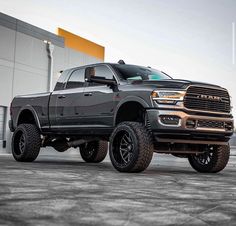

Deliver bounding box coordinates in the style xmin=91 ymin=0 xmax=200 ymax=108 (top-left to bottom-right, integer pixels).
xmin=0 ymin=149 xmax=236 ymax=226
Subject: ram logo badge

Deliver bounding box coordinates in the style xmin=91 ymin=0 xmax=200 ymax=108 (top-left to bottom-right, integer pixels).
xmin=198 ymin=94 xmax=222 ymax=101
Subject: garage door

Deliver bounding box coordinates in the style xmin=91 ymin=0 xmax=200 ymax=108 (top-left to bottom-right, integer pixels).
xmin=0 ymin=106 xmax=6 ymax=141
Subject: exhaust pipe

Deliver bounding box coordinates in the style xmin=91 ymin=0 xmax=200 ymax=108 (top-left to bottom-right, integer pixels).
xmin=67 ymin=138 xmax=97 ymax=148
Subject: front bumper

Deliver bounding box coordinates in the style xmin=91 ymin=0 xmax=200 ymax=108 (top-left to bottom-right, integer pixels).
xmin=147 ymin=109 xmax=234 ymax=143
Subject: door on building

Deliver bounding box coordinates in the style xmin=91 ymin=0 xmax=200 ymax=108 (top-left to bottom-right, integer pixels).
xmin=0 ymin=106 xmax=7 ymax=148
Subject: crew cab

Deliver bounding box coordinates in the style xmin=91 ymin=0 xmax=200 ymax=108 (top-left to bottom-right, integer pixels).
xmin=9 ymin=61 xmax=234 ymax=173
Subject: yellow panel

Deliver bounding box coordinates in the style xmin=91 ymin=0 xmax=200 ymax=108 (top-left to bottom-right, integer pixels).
xmin=57 ymin=28 xmax=105 ymax=60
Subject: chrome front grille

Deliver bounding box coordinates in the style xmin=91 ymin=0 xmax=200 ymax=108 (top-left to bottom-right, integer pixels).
xmin=184 ymin=86 xmax=231 ymax=113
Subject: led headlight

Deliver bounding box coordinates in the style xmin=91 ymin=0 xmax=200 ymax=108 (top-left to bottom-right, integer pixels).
xmin=151 ymin=90 xmax=186 ymax=104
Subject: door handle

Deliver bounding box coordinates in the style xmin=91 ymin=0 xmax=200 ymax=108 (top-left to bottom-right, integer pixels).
xmin=58 ymin=95 xmax=66 ymax=99
xmin=84 ymin=93 xmax=93 ymax=96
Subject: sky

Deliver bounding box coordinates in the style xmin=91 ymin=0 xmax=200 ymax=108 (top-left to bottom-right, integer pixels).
xmin=0 ymin=0 xmax=236 ymax=117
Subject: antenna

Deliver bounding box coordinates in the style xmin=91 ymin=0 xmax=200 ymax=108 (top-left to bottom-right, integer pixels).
xmin=118 ymin=60 xmax=125 ymax=64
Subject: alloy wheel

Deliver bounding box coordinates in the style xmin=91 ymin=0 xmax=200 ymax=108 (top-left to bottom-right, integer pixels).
xmin=119 ymin=132 xmax=134 ymax=164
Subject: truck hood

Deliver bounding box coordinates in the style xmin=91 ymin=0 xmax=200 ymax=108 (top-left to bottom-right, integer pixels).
xmin=129 ymin=79 xmax=223 ymax=90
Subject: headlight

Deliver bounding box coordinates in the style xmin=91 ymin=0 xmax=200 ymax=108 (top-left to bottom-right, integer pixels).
xmin=151 ymin=90 xmax=186 ymax=104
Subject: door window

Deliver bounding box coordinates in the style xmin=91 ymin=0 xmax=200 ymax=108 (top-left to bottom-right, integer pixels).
xmin=66 ymin=69 xmax=85 ymax=89
xmin=88 ymin=65 xmax=114 ymax=86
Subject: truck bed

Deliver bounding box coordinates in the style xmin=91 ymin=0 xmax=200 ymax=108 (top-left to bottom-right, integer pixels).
xmin=11 ymin=92 xmax=52 ymax=129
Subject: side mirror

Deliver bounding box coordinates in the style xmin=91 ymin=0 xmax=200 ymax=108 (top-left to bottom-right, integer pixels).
xmin=89 ymin=76 xmax=117 ymax=86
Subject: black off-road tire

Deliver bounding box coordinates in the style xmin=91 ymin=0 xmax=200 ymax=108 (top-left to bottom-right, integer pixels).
xmin=188 ymin=144 xmax=230 ymax=173
xmin=80 ymin=141 xmax=108 ymax=163
xmin=12 ymin=124 xmax=41 ymax=162
xmin=109 ymin=122 xmax=154 ymax=173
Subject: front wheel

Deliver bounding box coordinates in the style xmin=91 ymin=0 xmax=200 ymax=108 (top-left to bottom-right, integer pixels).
xmin=109 ymin=122 xmax=154 ymax=173
xmin=188 ymin=144 xmax=230 ymax=173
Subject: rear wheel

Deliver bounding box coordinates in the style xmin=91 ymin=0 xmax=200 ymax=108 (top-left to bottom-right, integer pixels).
xmin=188 ymin=144 xmax=230 ymax=173
xmin=12 ymin=124 xmax=41 ymax=162
xmin=109 ymin=122 xmax=154 ymax=173
xmin=80 ymin=141 xmax=108 ymax=163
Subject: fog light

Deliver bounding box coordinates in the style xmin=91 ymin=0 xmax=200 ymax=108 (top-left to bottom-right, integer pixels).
xmin=186 ymin=119 xmax=196 ymax=128
xmin=160 ymin=115 xmax=180 ymax=125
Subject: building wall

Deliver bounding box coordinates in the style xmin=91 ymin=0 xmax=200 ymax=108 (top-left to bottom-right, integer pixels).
xmin=57 ymin=28 xmax=105 ymax=61
xmin=0 ymin=13 xmax=103 ymax=153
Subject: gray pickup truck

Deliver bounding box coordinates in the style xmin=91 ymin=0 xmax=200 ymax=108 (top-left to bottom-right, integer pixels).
xmin=9 ymin=61 xmax=234 ymax=173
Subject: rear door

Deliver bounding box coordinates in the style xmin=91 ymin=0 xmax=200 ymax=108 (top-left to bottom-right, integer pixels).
xmin=51 ymin=68 xmax=86 ymax=130
xmin=82 ymin=65 xmax=117 ymax=127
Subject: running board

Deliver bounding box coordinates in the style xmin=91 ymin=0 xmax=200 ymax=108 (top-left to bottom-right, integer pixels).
xmin=154 ymin=150 xmax=203 ymax=154
xmin=155 ymin=138 xmax=228 ymax=146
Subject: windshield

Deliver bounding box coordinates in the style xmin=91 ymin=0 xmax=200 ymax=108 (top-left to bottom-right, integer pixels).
xmin=112 ymin=64 xmax=171 ymax=81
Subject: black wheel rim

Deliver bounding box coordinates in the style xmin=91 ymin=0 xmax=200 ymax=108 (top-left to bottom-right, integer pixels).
xmin=13 ymin=130 xmax=26 ymax=155
xmin=112 ymin=130 xmax=134 ymax=166
xmin=81 ymin=142 xmax=96 ymax=158
xmin=193 ymin=147 xmax=214 ymax=165
xmin=119 ymin=133 xmax=133 ymax=164
xmin=19 ymin=134 xmax=26 ymax=154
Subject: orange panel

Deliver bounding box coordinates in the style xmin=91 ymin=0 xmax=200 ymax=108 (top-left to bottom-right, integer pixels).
xmin=57 ymin=28 xmax=105 ymax=60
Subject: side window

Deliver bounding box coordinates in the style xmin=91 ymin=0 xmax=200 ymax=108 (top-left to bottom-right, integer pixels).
xmin=66 ymin=69 xmax=85 ymax=89
xmin=88 ymin=65 xmax=114 ymax=86
xmin=95 ymin=66 xmax=114 ymax=80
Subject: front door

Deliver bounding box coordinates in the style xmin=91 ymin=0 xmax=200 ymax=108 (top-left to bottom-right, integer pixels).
xmin=82 ymin=65 xmax=117 ymax=128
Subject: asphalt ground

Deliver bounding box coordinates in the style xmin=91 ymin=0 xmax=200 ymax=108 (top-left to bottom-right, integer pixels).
xmin=0 ymin=148 xmax=236 ymax=226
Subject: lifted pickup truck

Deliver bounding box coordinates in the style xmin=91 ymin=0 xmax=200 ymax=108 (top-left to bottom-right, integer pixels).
xmin=9 ymin=61 xmax=234 ymax=173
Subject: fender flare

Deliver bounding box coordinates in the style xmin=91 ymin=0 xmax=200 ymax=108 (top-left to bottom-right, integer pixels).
xmin=16 ymin=105 xmax=42 ymax=131
xmin=113 ymin=96 xmax=149 ymax=126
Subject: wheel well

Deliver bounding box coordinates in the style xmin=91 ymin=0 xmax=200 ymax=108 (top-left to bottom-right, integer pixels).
xmin=115 ymin=102 xmax=145 ymax=125
xmin=17 ymin=109 xmax=37 ymax=126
